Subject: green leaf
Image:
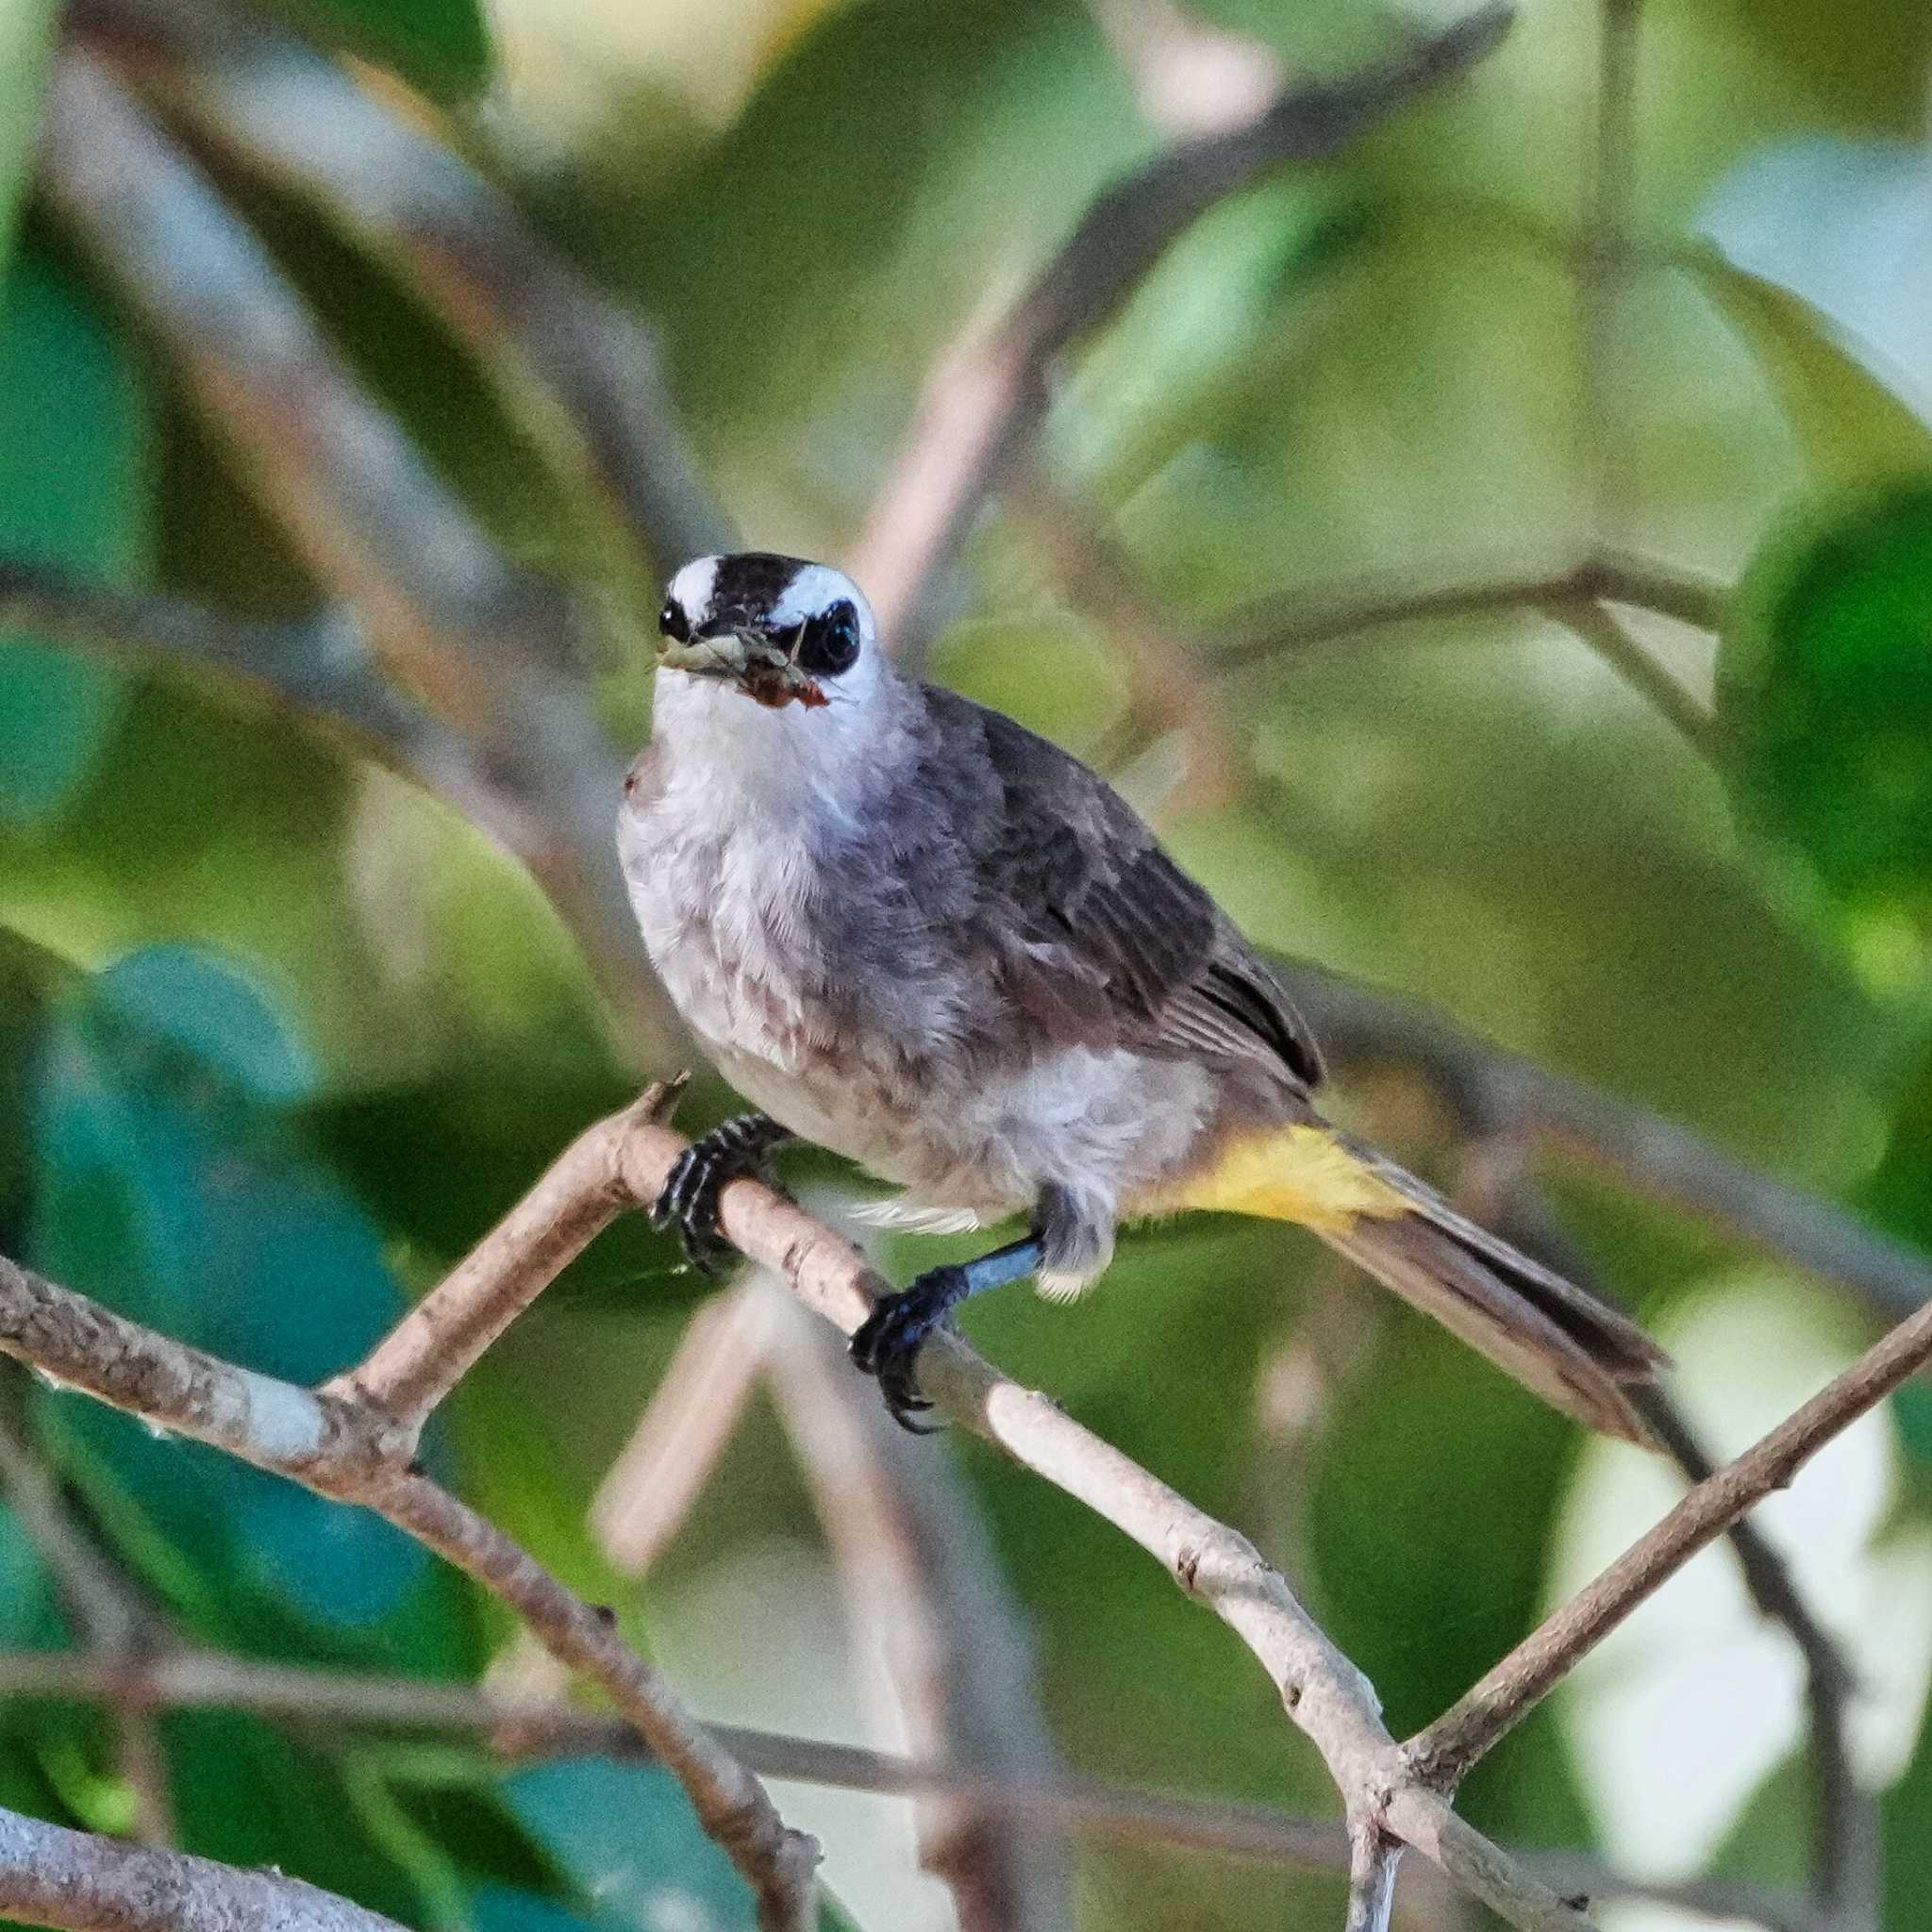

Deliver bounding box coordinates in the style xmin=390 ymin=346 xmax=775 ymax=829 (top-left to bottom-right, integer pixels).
xmin=163 ymin=1708 xmax=443 ymax=1926
xmin=24 ymin=945 xmax=474 ymax=1666
xmin=504 ymin=1759 xmax=758 ymax=1931
xmin=0 ymin=250 xmax=150 ymax=827
xmin=1717 ymin=482 xmax=1932 ymax=942
xmin=1886 ymin=1692 xmax=1932 ymax=1930
xmin=0 ymin=0 xmax=54 ymax=285
xmin=262 ymin=0 xmax=492 ymax=101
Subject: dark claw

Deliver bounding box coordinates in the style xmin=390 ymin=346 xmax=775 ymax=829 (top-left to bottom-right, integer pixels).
xmin=849 ymin=1265 xmax=970 ymax=1432
xmin=650 ymin=1119 xmax=787 ymax=1272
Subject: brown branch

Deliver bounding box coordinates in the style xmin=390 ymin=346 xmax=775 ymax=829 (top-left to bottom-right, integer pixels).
xmin=594 ymin=1122 xmax=1592 ymax=1932
xmin=35 ymin=47 xmax=681 ymax=1053
xmin=1632 ymin=1390 xmax=1878 ymax=1928
xmin=1459 ymin=1152 xmax=1875 ymax=1929
xmin=0 ymin=1800 xmax=411 ymax=1932
xmin=0 ymin=1649 xmax=1820 ymax=1930
xmin=1404 ymin=1293 xmax=1932 ymax=1789
xmin=0 ymin=1107 xmax=1577 ymax=1932
xmin=373 ymin=1472 xmax=818 ymax=1928
xmin=762 ymin=1287 xmax=1071 ymax=1932
xmin=0 ymin=559 xmax=531 ymax=851
xmin=0 ymin=1241 xmax=817 ymax=1928
xmin=325 ymin=1083 xmax=683 ymax=1436
xmin=1208 ymin=549 xmax=1727 ymax=671
xmin=847 ymin=4 xmax=1515 ymax=656
xmin=87 ymin=0 xmax=731 ymax=577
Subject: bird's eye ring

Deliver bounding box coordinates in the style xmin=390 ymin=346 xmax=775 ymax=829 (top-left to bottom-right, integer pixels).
xmin=658 ymin=598 xmax=691 ymax=642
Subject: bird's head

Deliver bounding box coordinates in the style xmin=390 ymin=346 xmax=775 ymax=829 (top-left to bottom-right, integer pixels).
xmin=656 ymin=554 xmax=878 ymax=711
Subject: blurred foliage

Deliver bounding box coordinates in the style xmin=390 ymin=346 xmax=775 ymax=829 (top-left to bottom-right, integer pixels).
xmin=1721 ymin=484 xmax=1932 ymax=960
xmin=0 ymin=0 xmax=1929 ymax=1928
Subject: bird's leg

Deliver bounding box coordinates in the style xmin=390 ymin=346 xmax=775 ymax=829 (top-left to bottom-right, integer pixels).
xmin=849 ymin=1236 xmax=1042 ymax=1432
xmin=651 ymin=1111 xmax=793 ymax=1271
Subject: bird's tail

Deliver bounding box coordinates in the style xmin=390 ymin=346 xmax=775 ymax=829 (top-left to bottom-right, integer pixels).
xmin=1153 ymin=1120 xmax=1665 ymax=1441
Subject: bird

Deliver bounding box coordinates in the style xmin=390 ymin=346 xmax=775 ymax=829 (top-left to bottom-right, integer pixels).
xmin=619 ymin=552 xmax=1663 ymax=1438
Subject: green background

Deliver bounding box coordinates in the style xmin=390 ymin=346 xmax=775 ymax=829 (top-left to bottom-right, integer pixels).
xmin=1 ymin=0 xmax=1931 ymax=1926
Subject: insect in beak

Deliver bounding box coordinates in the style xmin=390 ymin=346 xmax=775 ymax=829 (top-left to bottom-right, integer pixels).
xmin=656 ymin=624 xmax=828 ymax=708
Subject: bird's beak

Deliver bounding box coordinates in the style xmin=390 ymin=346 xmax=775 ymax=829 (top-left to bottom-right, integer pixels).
xmin=656 ymin=624 xmax=767 ymax=680
xmin=655 ymin=623 xmax=829 ymax=708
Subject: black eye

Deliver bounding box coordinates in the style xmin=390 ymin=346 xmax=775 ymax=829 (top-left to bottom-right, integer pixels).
xmin=658 ymin=598 xmax=691 ymax=642
xmin=795 ymin=599 xmax=860 ymax=677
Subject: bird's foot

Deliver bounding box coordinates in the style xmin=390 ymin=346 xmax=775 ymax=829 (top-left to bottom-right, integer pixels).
xmin=849 ymin=1265 xmax=972 ymax=1433
xmin=650 ymin=1113 xmax=790 ymax=1273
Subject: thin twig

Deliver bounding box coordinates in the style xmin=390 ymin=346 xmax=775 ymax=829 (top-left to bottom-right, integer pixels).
xmin=1404 ymin=1294 xmax=1932 ymax=1789
xmin=0 ymin=1244 xmax=818 ymax=1931
xmin=0 ymin=1413 xmax=175 ymax=1845
xmin=1631 ymin=1390 xmax=1879 ymax=1931
xmin=848 ymin=4 xmax=1515 ymax=658
xmin=1345 ymin=1824 xmax=1401 ymax=1932
xmin=374 ymin=1472 xmax=819 ymax=1930
xmin=1208 ymin=550 xmax=1726 ymax=672
xmin=326 ymin=1083 xmax=682 ymax=1437
xmin=0 ymin=1647 xmax=1822 ymax=1930
xmin=1537 ymin=596 xmax=1716 ymax=758
xmin=36 ymin=47 xmax=680 ymax=1053
xmin=0 ymin=1802 xmax=411 ymax=1932
xmin=93 ymin=0 xmax=731 ymax=575
xmin=763 ymin=1286 xmax=1071 ymax=1932
xmin=1007 ymin=462 xmax=1238 ymax=809
xmin=1461 ymin=1157 xmax=1876 ymax=1931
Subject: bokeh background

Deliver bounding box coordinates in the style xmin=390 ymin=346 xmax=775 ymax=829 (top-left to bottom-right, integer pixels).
xmin=0 ymin=0 xmax=1930 ymax=1928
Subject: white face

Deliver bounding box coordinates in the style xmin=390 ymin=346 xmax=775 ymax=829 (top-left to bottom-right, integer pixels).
xmin=658 ymin=554 xmax=882 ymax=713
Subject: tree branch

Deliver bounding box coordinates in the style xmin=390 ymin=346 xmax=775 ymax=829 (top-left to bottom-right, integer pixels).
xmin=35 ymin=46 xmax=681 ymax=1053
xmin=1404 ymin=1293 xmax=1932 ymax=1789
xmin=89 ymin=0 xmax=732 ymax=578
xmin=1208 ymin=549 xmax=1727 ymax=671
xmin=0 ymin=559 xmax=527 ymax=850
xmin=1461 ymin=1152 xmax=1876 ymax=1927
xmin=762 ymin=1287 xmax=1072 ymax=1932
xmin=0 ymin=1199 xmax=818 ymax=1930
xmin=848 ymin=4 xmax=1515 ymax=657
xmin=0 ymin=1102 xmax=1577 ymax=1932
xmin=1538 ymin=594 xmax=1716 ymax=758
xmin=1344 ymin=1824 xmax=1400 ymax=1932
xmin=3 ymin=1088 xmax=1913 ymax=1930
xmin=0 ymin=1647 xmax=1821 ymax=1930
xmin=325 ymin=1083 xmax=683 ymax=1437
xmin=0 ymin=1801 xmax=411 ymax=1932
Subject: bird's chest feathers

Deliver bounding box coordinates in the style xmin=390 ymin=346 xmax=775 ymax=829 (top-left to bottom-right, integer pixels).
xmin=629 ymin=796 xmax=828 ymax=1073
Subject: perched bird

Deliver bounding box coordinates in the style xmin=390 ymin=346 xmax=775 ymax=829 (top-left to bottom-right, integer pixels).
xmin=621 ymin=553 xmax=1662 ymax=1437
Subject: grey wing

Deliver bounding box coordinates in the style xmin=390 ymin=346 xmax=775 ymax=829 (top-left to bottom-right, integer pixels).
xmin=941 ymin=692 xmax=1323 ymax=1090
